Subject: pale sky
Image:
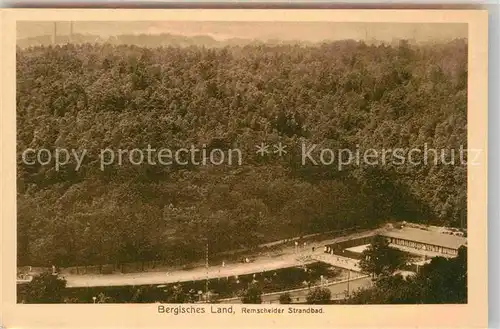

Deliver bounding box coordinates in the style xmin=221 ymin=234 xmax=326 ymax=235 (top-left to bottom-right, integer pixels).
xmin=17 ymin=21 xmax=467 ymax=43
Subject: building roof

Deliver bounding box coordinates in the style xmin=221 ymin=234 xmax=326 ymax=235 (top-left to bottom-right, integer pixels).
xmin=381 ymin=227 xmax=467 ymax=250
xmin=345 ymin=244 xmax=371 ymax=254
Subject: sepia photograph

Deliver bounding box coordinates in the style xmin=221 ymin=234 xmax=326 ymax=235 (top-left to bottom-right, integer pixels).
xmin=14 ymin=19 xmax=472 ymax=305
xmin=1 ymin=8 xmax=488 ymax=329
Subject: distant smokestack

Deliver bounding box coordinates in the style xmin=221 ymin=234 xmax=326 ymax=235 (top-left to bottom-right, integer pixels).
xmin=69 ymin=21 xmax=73 ymax=43
xmin=52 ymin=22 xmax=57 ymax=44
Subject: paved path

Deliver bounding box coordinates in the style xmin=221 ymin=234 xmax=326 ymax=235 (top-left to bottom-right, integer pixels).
xmin=63 ymin=229 xmax=381 ymax=288
xmin=65 ymin=250 xmax=364 ymax=288
xmin=65 ymin=254 xmax=317 ymax=288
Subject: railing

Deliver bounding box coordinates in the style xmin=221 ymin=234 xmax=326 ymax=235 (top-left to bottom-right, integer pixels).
xmin=218 ymin=274 xmax=370 ymax=303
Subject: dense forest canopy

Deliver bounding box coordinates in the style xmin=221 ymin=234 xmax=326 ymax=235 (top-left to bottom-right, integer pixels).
xmin=16 ymin=39 xmax=467 ymax=267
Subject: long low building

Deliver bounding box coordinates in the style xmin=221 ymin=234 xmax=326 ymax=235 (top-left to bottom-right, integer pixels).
xmin=380 ymin=227 xmax=467 ymax=257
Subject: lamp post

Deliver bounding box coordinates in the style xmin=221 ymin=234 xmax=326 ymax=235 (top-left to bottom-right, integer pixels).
xmin=205 ymin=241 xmax=209 ymax=303
xmin=346 ymin=270 xmax=351 ymax=298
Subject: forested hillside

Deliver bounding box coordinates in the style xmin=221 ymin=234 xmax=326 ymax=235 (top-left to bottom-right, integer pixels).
xmin=16 ymin=39 xmax=467 ymax=267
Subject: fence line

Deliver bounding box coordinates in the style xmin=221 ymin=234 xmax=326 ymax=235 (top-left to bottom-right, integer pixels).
xmin=19 ymin=227 xmax=374 ymax=276
xmin=218 ymin=275 xmax=370 ymax=303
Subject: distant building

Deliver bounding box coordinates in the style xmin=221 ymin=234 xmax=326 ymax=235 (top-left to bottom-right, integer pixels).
xmin=380 ymin=227 xmax=467 ymax=257
xmin=322 ymin=235 xmax=376 ymax=261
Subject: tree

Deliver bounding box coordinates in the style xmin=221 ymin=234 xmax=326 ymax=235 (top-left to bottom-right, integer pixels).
xmin=418 ymin=245 xmax=467 ymax=303
xmin=16 ymin=40 xmax=467 ymax=277
xmin=346 ymin=246 xmax=467 ymax=304
xmin=359 ymin=235 xmax=407 ymax=277
xmin=23 ymin=273 xmax=67 ymax=303
xmin=279 ymin=292 xmax=292 ymax=304
xmin=306 ymin=287 xmax=331 ymax=304
xmin=164 ymin=284 xmax=192 ymax=303
xmin=346 ymin=274 xmax=420 ymax=304
xmin=97 ymin=292 xmax=113 ymax=303
xmin=240 ymin=284 xmax=262 ymax=304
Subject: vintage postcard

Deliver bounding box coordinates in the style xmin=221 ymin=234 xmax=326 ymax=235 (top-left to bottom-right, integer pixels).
xmin=1 ymin=8 xmax=488 ymax=329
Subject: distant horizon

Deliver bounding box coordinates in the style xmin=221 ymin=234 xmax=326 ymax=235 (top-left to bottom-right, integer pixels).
xmin=17 ymin=21 xmax=468 ymax=43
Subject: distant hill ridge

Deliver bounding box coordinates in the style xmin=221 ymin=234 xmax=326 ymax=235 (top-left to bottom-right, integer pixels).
xmin=17 ymin=32 xmax=465 ymax=49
